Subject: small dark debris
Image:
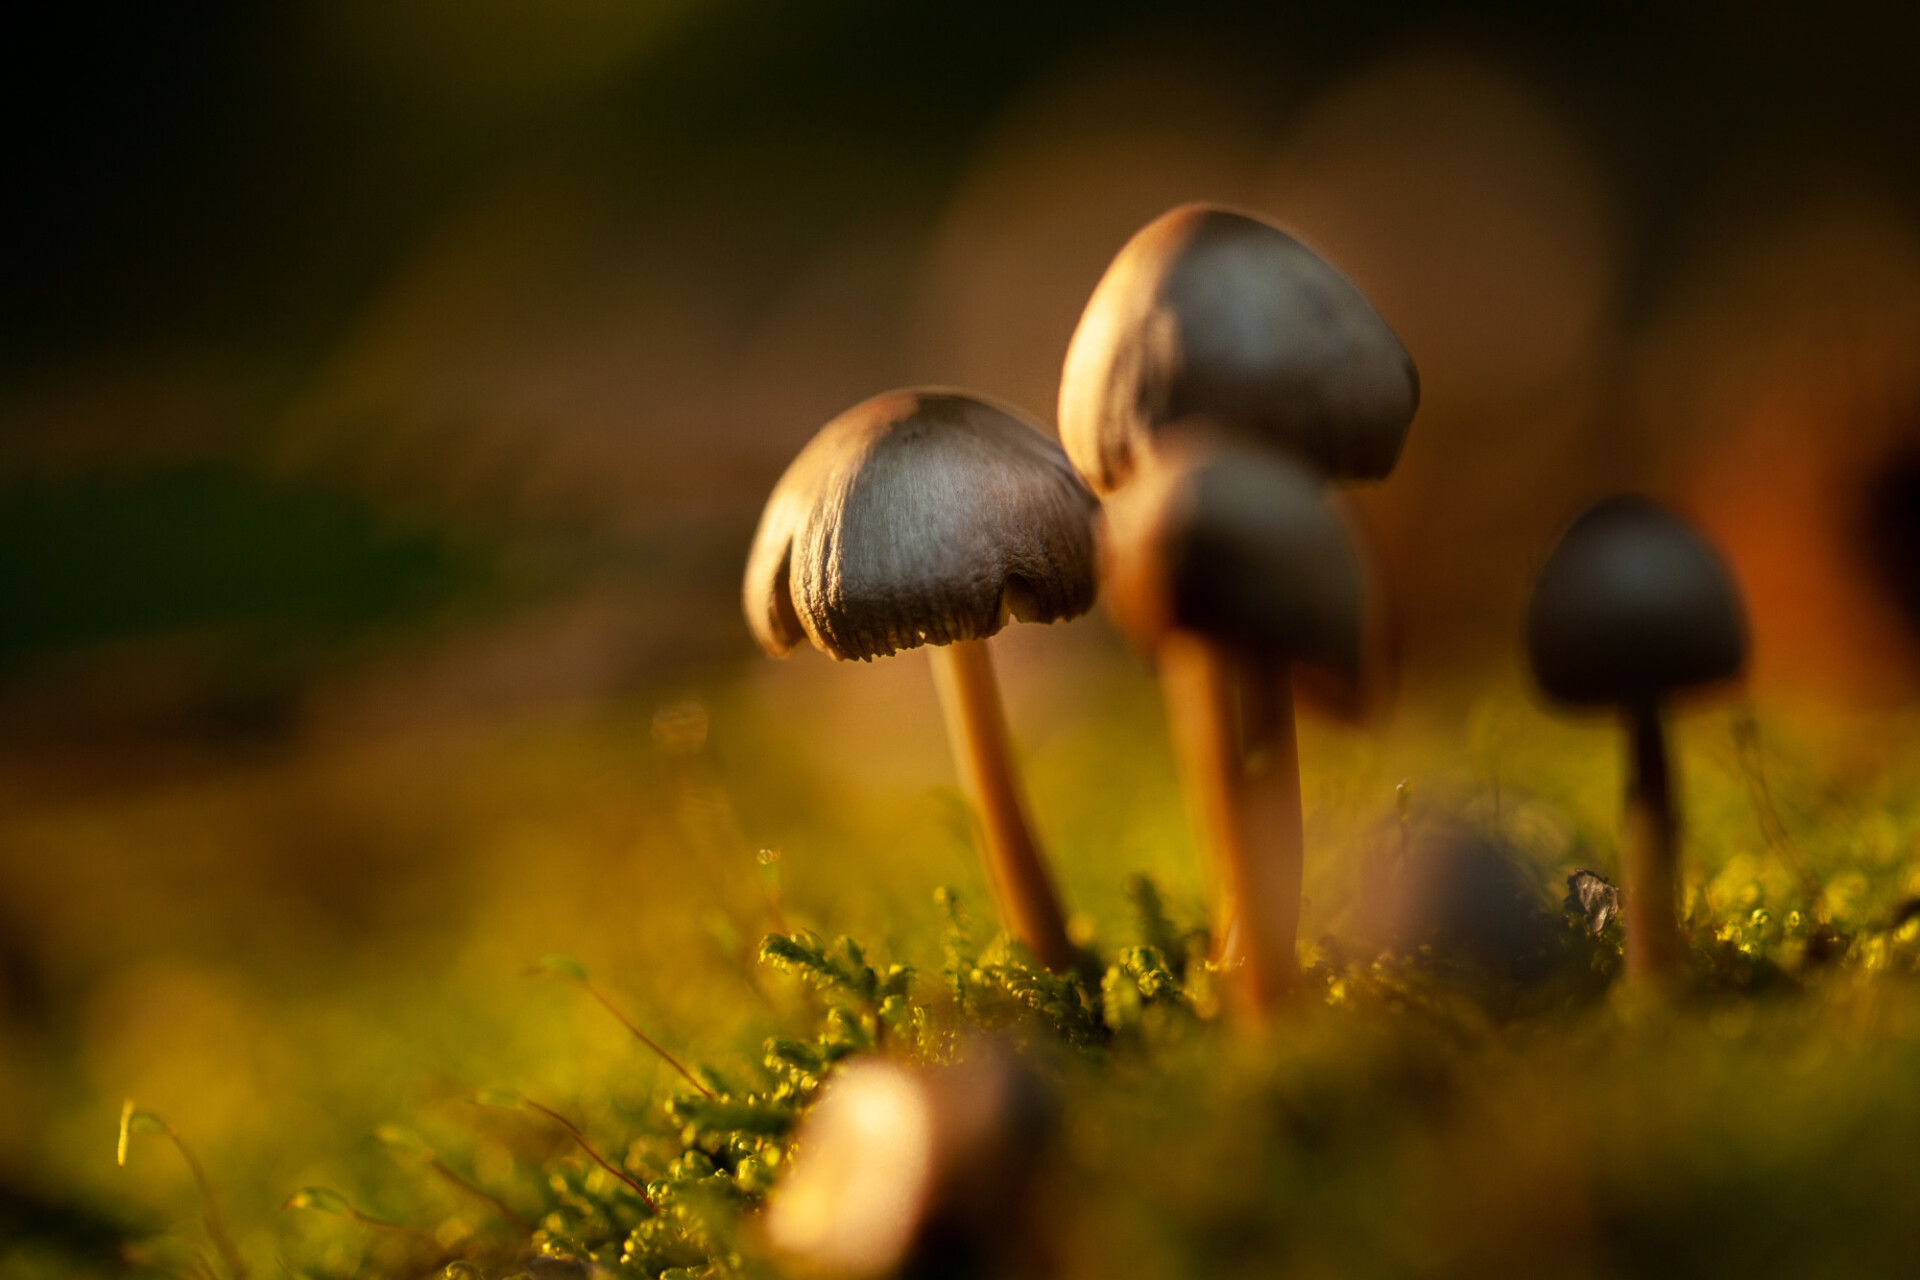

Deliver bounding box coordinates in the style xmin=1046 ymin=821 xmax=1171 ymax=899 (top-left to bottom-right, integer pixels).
xmin=1565 ymin=870 xmax=1621 ymax=936
xmin=1891 ymin=897 xmax=1920 ymax=929
xmin=1805 ymin=921 xmax=1852 ymax=965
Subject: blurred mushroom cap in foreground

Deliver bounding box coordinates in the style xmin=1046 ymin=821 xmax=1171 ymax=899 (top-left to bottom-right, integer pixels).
xmin=762 ymin=1060 xmax=937 ymax=1277
xmin=1359 ymin=817 xmax=1561 ymax=983
xmin=743 ymin=389 xmax=1099 ymax=662
xmin=763 ymin=1046 xmax=1055 ymax=1278
xmin=1526 ymin=495 xmax=1748 ymax=709
xmin=1059 ymin=203 xmax=1419 ymax=494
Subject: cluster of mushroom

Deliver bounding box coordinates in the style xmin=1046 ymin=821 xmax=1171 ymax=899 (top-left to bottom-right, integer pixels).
xmin=743 ymin=201 xmax=1750 ymax=1011
xmin=745 ymin=202 xmax=1752 ymax=1274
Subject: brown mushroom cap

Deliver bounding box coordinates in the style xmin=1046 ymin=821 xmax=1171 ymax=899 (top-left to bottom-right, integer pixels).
xmin=1060 ymin=203 xmax=1419 ymax=494
xmin=744 ymin=389 xmax=1099 ymax=661
xmin=763 ymin=1046 xmax=1054 ymax=1280
xmin=1103 ymin=440 xmax=1364 ymax=686
xmin=1526 ymin=495 xmax=1749 ymax=708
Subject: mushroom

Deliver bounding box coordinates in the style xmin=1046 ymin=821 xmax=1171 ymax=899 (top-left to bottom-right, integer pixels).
xmin=762 ymin=1047 xmax=1054 ymax=1279
xmin=1524 ymin=495 xmax=1749 ymax=984
xmin=744 ymin=389 xmax=1097 ymax=972
xmin=1102 ymin=441 xmax=1365 ymax=1012
xmin=1360 ymin=813 xmax=1561 ymax=987
xmin=1058 ymin=202 xmax=1419 ymax=494
xmin=1059 ymin=203 xmax=1415 ymax=996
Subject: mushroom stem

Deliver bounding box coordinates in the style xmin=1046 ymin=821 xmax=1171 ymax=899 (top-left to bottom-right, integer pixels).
xmin=1216 ymin=664 xmax=1306 ymax=974
xmin=1159 ymin=633 xmax=1300 ymax=1013
xmin=1622 ymin=697 xmax=1682 ymax=982
xmin=928 ymin=638 xmax=1076 ymax=971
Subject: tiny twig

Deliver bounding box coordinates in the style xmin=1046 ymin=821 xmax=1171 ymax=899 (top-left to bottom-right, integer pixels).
xmin=531 ymin=960 xmax=714 ymax=1098
xmin=517 ymin=1099 xmax=655 ymax=1209
xmin=175 ymin=1138 xmax=249 ymax=1280
xmin=424 ymin=1158 xmax=533 ymax=1235
xmin=120 ymin=1102 xmax=250 ymax=1280
xmin=286 ymin=1193 xmax=439 ymax=1244
xmin=377 ymin=1124 xmax=534 ymax=1236
xmin=1730 ymin=713 xmax=1828 ymax=917
xmin=578 ymin=980 xmax=715 ymax=1099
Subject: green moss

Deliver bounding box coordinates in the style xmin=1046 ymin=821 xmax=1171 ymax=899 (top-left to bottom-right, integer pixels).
xmin=101 ymin=868 xmax=1920 ymax=1279
xmin=18 ymin=689 xmax=1920 ymax=1279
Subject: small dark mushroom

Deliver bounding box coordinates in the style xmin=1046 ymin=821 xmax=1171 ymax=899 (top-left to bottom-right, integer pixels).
xmin=1059 ymin=202 xmax=1419 ymax=494
xmin=744 ymin=390 xmax=1097 ymax=971
xmin=1525 ymin=495 xmax=1749 ymax=984
xmin=1102 ymin=441 xmax=1366 ymax=1014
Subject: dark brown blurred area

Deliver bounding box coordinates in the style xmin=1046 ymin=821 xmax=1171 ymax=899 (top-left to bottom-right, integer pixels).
xmin=9 ymin=1 xmax=1920 ymax=745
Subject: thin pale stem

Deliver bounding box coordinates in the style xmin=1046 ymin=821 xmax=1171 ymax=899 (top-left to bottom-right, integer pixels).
xmin=320 ymin=1201 xmax=439 ymax=1245
xmin=425 ymin=1158 xmax=532 ymax=1234
xmin=1160 ymin=634 xmax=1300 ymax=1015
xmin=166 ymin=1128 xmax=249 ymax=1280
xmin=519 ymin=1099 xmax=655 ymax=1208
xmin=578 ymin=979 xmax=714 ymax=1099
xmin=928 ymin=638 xmax=1075 ymax=972
xmin=1730 ymin=712 xmax=1827 ymax=917
xmin=1623 ymin=698 xmax=1682 ymax=983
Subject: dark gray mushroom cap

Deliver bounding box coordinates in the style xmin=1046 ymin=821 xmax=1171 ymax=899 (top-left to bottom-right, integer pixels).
xmin=1059 ymin=203 xmax=1419 ymax=494
xmin=743 ymin=389 xmax=1099 ymax=661
xmin=1526 ymin=496 xmax=1749 ymax=707
xmin=1103 ymin=441 xmax=1363 ymax=683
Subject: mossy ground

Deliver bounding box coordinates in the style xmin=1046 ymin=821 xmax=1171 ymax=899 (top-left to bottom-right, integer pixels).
xmin=5 ymin=656 xmax=1919 ymax=1280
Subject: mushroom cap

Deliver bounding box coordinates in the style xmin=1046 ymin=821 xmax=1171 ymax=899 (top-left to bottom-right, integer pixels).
xmin=761 ymin=1059 xmax=937 ymax=1277
xmin=1360 ymin=815 xmax=1560 ymax=983
xmin=1525 ymin=495 xmax=1749 ymax=707
xmin=743 ymin=389 xmax=1099 ymax=661
xmin=763 ymin=1046 xmax=1054 ymax=1279
xmin=1103 ymin=440 xmax=1364 ymax=687
xmin=1059 ymin=203 xmax=1419 ymax=494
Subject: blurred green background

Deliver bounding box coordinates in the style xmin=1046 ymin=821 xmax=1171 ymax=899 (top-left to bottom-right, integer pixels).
xmin=6 ymin=1 xmax=1920 ymax=1272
